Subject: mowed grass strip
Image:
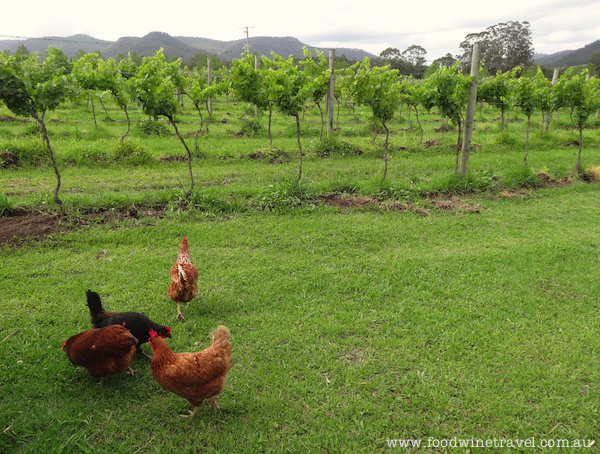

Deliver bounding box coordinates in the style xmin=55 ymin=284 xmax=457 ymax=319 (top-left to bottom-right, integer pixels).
xmin=1 ymin=183 xmax=599 ymax=453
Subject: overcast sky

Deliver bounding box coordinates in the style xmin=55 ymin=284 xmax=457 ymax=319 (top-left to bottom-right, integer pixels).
xmin=2 ymin=0 xmax=599 ymax=61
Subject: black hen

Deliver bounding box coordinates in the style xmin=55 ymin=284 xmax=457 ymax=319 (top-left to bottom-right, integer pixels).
xmin=86 ymin=290 xmax=171 ymax=358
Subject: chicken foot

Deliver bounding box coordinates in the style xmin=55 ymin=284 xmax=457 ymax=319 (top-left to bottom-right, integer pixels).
xmin=180 ymin=406 xmax=200 ymax=418
xmin=179 ymin=398 xmax=219 ymax=418
xmin=175 ymin=303 xmax=185 ymax=321
xmin=209 ymin=396 xmax=220 ymax=409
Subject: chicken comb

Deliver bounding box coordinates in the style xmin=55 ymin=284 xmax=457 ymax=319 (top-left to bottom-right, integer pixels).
xmin=149 ymin=329 xmax=159 ymax=338
xmin=165 ymin=326 xmax=172 ymax=336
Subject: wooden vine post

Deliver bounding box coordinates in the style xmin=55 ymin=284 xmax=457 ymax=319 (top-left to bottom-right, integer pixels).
xmin=459 ymin=42 xmax=481 ymax=176
xmin=326 ymin=49 xmax=335 ymax=138
xmin=207 ymin=57 xmax=213 ymax=117
xmin=254 ymin=55 xmax=260 ymax=118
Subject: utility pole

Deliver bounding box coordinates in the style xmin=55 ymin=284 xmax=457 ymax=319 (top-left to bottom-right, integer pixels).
xmin=240 ymin=26 xmax=254 ymax=54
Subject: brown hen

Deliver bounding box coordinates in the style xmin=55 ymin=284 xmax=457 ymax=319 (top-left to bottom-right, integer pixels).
xmin=167 ymin=236 xmax=198 ymax=321
xmin=149 ymin=326 xmax=232 ymax=417
xmin=62 ymin=324 xmax=138 ymax=384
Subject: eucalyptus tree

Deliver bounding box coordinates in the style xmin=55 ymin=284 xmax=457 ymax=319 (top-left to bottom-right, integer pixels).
xmin=379 ymin=45 xmax=427 ymax=78
xmin=459 ymin=21 xmax=534 ymax=74
xmin=0 ymin=48 xmax=76 ymax=208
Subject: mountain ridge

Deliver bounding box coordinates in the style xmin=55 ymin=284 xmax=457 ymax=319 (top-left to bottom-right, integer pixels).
xmin=533 ymin=40 xmax=600 ymax=67
xmin=0 ymin=32 xmax=376 ymax=62
xmin=0 ymin=32 xmax=597 ymax=67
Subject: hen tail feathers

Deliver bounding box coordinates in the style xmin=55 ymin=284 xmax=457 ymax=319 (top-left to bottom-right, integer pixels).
xmin=212 ymin=326 xmax=230 ymax=346
xmin=86 ymin=290 xmax=104 ymax=321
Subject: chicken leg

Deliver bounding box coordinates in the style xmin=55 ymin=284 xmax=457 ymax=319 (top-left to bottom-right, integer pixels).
xmin=176 ymin=303 xmax=185 ymax=321
xmin=180 ymin=406 xmax=200 ymax=418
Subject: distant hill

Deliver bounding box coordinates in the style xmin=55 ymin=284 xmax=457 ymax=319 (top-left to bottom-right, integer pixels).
xmin=101 ymin=32 xmax=199 ymax=60
xmin=176 ymin=35 xmax=376 ymax=61
xmin=4 ymin=31 xmax=596 ymax=67
xmin=534 ymin=40 xmax=600 ymax=67
xmin=0 ymin=34 xmax=111 ymax=56
xmin=0 ymin=31 xmax=376 ymax=62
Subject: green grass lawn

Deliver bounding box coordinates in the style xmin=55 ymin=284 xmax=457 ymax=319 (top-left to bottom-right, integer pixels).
xmin=1 ymin=184 xmax=600 ymax=453
xmin=1 ymin=96 xmax=600 ymax=453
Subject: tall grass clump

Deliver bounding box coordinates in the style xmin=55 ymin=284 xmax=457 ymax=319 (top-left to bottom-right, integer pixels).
xmin=258 ymin=147 xmax=292 ymax=163
xmin=428 ymin=171 xmax=497 ymax=194
xmin=185 ymin=187 xmax=248 ymax=215
xmin=62 ymin=144 xmax=112 ymax=166
xmin=312 ymin=137 xmax=358 ymax=158
xmin=502 ymin=165 xmax=540 ymax=189
xmin=496 ymin=131 xmax=518 ymax=146
xmin=112 ymin=139 xmax=152 ymax=165
xmin=0 ymin=138 xmax=48 ymax=167
xmin=0 ymin=192 xmax=15 ymax=216
xmin=256 ymin=176 xmax=318 ymax=211
xmin=364 ymin=178 xmax=422 ymax=202
xmin=239 ymin=118 xmax=265 ymax=138
xmin=138 ymin=119 xmax=172 ymax=137
xmin=20 ymin=123 xmax=45 ymax=137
